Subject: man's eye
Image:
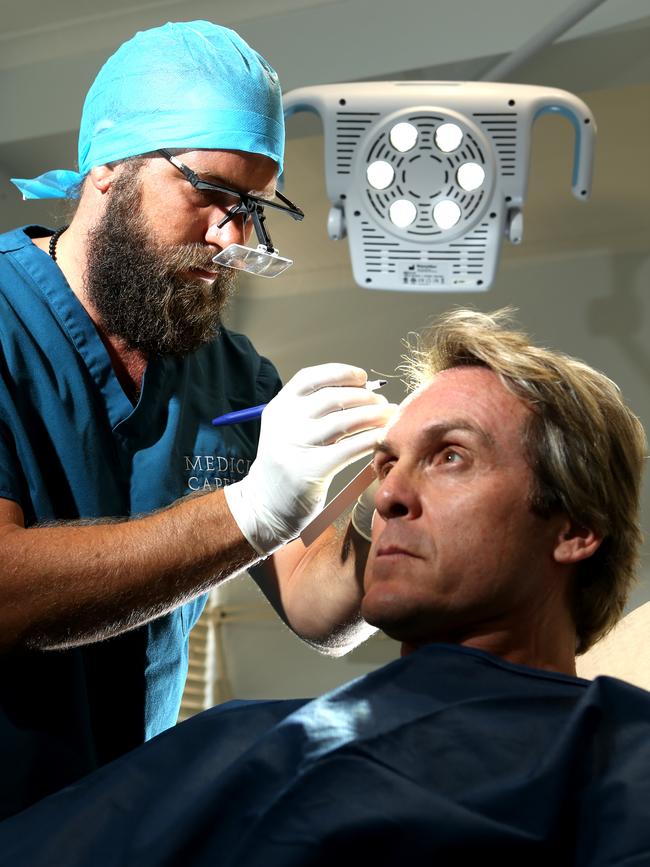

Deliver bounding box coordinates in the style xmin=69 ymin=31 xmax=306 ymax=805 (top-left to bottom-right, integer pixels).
xmin=440 ymin=448 xmax=462 ymax=464
xmin=221 ymin=195 xmax=242 ymax=211
xmin=375 ymin=460 xmax=394 ymax=479
xmin=194 ymin=188 xmax=216 ymax=205
xmin=195 ymin=189 xmax=238 ymax=210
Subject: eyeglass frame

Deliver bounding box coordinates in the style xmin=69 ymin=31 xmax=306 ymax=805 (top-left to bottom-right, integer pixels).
xmin=158 ymin=149 xmax=304 ymax=254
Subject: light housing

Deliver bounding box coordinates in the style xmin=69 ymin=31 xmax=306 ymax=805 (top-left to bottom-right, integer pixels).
xmin=284 ymin=81 xmax=595 ymax=291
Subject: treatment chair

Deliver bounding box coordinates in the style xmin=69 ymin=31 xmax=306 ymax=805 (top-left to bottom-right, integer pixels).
xmin=576 ymin=601 xmax=650 ymax=691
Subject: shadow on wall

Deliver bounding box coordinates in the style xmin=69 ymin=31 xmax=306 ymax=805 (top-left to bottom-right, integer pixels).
xmin=587 ymin=252 xmax=650 ymax=389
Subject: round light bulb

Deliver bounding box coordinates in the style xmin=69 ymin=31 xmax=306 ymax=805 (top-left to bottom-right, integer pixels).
xmin=457 ymin=162 xmax=485 ymax=191
xmin=389 ymin=199 xmax=417 ymax=228
xmin=389 ymin=122 xmax=418 ymax=153
xmin=435 ymin=122 xmax=463 ymax=153
xmin=433 ymin=200 xmax=461 ymax=229
xmin=366 ymin=160 xmax=395 ymax=190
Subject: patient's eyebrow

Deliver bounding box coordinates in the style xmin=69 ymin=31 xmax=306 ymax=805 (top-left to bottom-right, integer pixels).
xmin=375 ymin=418 xmax=495 ymax=457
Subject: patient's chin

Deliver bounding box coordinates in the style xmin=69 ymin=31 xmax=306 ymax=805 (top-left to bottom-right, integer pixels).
xmin=361 ymin=590 xmax=416 ymax=642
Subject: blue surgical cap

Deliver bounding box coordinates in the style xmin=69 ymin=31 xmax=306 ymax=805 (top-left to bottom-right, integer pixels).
xmin=11 ymin=21 xmax=285 ymax=199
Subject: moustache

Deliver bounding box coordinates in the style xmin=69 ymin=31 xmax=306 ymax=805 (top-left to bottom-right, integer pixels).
xmin=162 ymin=243 xmax=221 ymax=273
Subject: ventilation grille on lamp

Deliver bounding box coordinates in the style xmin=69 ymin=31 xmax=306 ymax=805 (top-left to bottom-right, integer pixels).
xmin=474 ymin=112 xmax=519 ymax=177
xmin=335 ymin=111 xmax=380 ymax=175
xmin=361 ymin=218 xmax=490 ymax=288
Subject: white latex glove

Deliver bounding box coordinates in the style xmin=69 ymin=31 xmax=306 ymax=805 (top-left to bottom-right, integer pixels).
xmin=224 ymin=363 xmax=396 ymax=557
xmin=350 ymin=479 xmax=380 ymax=542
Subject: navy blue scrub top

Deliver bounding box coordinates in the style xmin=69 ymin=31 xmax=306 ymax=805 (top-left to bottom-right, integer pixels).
xmin=0 ymin=226 xmax=282 ymax=819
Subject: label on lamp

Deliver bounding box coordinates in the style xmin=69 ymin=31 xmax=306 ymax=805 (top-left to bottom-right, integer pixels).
xmin=401 ymin=264 xmax=446 ymax=287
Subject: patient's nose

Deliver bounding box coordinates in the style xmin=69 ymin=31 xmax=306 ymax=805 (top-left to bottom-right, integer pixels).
xmin=375 ymin=465 xmax=421 ymax=521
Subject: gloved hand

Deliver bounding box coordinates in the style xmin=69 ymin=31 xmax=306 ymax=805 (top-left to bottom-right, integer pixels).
xmin=350 ymin=479 xmax=380 ymax=542
xmin=224 ymin=364 xmax=396 ymax=557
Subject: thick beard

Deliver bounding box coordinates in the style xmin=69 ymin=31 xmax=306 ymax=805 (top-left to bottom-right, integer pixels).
xmin=84 ymin=167 xmax=237 ymax=357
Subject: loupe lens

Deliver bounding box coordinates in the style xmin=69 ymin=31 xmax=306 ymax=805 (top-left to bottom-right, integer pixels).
xmin=212 ymin=244 xmax=293 ymax=278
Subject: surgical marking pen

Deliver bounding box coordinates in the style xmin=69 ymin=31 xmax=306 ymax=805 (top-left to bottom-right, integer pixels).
xmin=211 ymin=379 xmax=387 ymax=427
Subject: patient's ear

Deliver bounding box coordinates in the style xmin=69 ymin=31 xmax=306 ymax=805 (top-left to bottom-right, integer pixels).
xmin=553 ymin=518 xmax=602 ymax=565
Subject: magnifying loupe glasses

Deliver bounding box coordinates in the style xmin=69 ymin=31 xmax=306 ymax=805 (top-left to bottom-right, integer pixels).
xmin=159 ymin=149 xmax=304 ymax=278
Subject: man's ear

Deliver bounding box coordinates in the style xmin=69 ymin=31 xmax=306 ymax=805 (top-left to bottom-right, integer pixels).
xmin=89 ymin=165 xmax=114 ymax=194
xmin=553 ymin=518 xmax=602 ymax=565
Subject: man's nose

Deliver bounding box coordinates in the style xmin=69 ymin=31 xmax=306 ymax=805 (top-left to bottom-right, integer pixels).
xmin=374 ymin=465 xmax=422 ymax=521
xmin=204 ymin=212 xmax=253 ymax=248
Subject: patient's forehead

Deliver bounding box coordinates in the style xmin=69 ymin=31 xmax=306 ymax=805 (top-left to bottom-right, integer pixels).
xmin=382 ymin=366 xmax=531 ymax=446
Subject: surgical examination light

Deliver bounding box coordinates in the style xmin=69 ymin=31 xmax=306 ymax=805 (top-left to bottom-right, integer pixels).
xmin=283 ymin=82 xmax=596 ymax=291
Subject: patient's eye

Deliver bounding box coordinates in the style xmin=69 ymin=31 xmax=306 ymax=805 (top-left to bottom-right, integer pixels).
xmin=374 ymin=455 xmax=394 ymax=479
xmin=435 ymin=446 xmax=464 ymax=466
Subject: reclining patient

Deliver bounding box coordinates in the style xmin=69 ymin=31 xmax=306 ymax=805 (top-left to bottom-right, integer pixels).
xmin=2 ymin=308 xmax=649 ymax=865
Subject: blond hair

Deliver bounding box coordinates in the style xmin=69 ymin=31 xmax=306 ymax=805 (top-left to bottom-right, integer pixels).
xmin=401 ymin=308 xmax=647 ymax=654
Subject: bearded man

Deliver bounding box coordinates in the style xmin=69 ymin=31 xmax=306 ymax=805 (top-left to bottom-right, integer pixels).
xmin=0 ymin=21 xmax=394 ymax=819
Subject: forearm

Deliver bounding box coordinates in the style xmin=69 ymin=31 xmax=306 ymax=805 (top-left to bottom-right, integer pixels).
xmin=256 ymin=512 xmax=377 ymax=655
xmin=0 ymin=363 xmax=392 ymax=654
xmin=0 ymin=492 xmax=259 ymax=651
